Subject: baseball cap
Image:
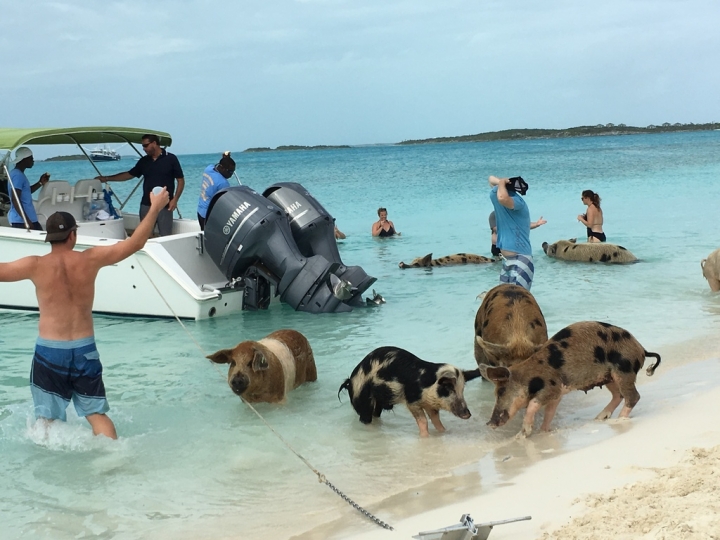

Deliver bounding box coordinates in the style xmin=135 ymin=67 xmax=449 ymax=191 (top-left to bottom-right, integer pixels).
xmin=44 ymin=212 xmax=78 ymax=242
xmin=506 ymin=176 xmax=529 ymax=195
xmin=14 ymin=147 xmax=33 ymax=163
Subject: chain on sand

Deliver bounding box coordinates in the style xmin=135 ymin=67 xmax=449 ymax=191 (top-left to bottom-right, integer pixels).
xmin=321 ymin=476 xmax=394 ymax=530
xmin=136 ymin=258 xmax=394 ymax=531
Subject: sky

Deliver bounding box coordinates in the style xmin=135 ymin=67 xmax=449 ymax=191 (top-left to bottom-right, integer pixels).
xmin=2 ymin=0 xmax=719 ymax=154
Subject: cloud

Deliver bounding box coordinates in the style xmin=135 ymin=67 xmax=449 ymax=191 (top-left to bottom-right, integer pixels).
xmin=1 ymin=0 xmax=718 ymax=153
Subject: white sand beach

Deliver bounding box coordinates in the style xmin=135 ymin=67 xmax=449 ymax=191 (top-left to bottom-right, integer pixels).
xmin=295 ymin=337 xmax=720 ymax=540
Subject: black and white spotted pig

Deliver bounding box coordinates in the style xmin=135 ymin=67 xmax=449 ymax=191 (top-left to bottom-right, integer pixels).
xmin=338 ymin=346 xmax=481 ymax=437
xmin=479 ymin=321 xmax=661 ymax=437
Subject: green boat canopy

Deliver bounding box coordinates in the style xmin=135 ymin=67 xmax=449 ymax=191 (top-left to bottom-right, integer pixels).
xmin=0 ymin=127 xmax=172 ymax=151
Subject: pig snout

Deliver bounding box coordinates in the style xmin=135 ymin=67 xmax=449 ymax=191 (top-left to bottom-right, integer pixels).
xmin=487 ymin=408 xmax=509 ymax=428
xmin=230 ymin=373 xmax=250 ymax=396
xmin=450 ymin=399 xmax=472 ymax=420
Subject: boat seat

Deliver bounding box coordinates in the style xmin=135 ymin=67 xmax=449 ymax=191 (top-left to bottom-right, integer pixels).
xmin=73 ymin=178 xmax=104 ymax=201
xmin=35 ymin=180 xmax=73 ymax=205
xmin=34 ymin=180 xmax=84 ymax=224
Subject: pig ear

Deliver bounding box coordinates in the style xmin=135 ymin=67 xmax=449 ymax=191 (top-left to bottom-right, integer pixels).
xmin=421 ymin=254 xmax=433 ymax=266
xmin=478 ymin=364 xmax=510 ymax=383
xmin=463 ymin=369 xmax=482 ymax=382
xmin=437 ymin=376 xmax=457 ymax=390
xmin=207 ymin=349 xmax=234 ymax=364
xmin=475 ymin=336 xmax=508 ymax=361
xmin=251 ymin=350 xmax=269 ymax=372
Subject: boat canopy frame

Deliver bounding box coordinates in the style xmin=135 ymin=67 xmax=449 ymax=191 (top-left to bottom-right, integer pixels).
xmin=0 ymin=127 xmax=174 ymax=224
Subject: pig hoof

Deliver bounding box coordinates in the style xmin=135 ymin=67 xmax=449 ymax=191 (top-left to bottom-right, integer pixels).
xmin=595 ymin=412 xmax=612 ymax=421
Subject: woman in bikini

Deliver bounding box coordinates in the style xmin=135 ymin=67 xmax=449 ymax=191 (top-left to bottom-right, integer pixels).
xmin=577 ymin=190 xmax=606 ymax=242
xmin=372 ymin=207 xmax=400 ymax=237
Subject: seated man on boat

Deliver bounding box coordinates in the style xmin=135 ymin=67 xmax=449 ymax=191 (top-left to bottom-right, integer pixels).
xmin=96 ymin=134 xmax=184 ymax=236
xmin=197 ymin=151 xmax=235 ymax=230
xmin=0 ymin=188 xmax=170 ymax=439
xmin=7 ymin=147 xmax=50 ymax=230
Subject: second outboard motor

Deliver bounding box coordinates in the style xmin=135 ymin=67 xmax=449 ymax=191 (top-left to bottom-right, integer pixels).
xmin=263 ymin=182 xmax=376 ymax=307
xmin=204 ymin=186 xmax=351 ymax=313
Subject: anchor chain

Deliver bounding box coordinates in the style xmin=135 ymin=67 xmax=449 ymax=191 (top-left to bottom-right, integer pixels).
xmin=136 ymin=258 xmax=394 ymax=531
xmin=320 ymin=475 xmax=394 ymax=531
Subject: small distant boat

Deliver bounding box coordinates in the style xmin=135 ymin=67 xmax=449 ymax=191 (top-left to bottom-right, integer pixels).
xmin=90 ymin=146 xmax=121 ymax=161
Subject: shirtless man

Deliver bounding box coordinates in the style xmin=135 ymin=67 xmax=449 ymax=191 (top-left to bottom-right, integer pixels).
xmin=0 ymin=188 xmax=170 ymax=439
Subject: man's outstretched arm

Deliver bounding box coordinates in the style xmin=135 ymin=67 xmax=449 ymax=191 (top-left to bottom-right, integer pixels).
xmin=0 ymin=256 xmax=39 ymax=283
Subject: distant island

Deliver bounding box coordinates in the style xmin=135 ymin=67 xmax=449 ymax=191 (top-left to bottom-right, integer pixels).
xmin=398 ymin=122 xmax=720 ymax=145
xmin=243 ymin=144 xmax=352 ymax=152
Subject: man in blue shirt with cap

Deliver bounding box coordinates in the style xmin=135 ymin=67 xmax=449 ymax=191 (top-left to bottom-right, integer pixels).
xmin=7 ymin=146 xmax=50 ymax=230
xmin=489 ymin=175 xmax=537 ymax=290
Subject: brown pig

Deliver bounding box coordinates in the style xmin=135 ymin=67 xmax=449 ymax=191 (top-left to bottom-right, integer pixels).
xmin=474 ymin=284 xmax=548 ymax=370
xmin=207 ymin=329 xmax=317 ymax=403
xmin=479 ymin=321 xmax=661 ymax=437
xmin=399 ymin=252 xmax=495 ymax=269
xmin=338 ymin=346 xmax=481 ymax=437
xmin=701 ymin=248 xmax=720 ymax=292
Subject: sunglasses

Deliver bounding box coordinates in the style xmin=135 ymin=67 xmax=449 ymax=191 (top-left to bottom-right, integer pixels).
xmin=141 ymin=142 xmax=154 ymax=148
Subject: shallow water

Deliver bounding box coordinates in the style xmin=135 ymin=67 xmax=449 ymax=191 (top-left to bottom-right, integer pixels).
xmin=2 ymin=131 xmax=720 ymax=539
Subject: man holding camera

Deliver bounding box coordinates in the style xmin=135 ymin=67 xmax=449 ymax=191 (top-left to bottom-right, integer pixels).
xmin=488 ymin=175 xmax=535 ymax=290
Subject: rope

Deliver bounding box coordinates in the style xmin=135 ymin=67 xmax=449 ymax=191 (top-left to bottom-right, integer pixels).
xmin=134 ymin=255 xmax=394 ymax=531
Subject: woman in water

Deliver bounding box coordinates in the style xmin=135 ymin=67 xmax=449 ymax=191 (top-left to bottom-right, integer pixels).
xmin=372 ymin=207 xmax=400 ymax=237
xmin=577 ymin=190 xmax=606 ymax=242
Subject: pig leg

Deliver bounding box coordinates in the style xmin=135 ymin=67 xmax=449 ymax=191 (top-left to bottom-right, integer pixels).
xmin=595 ymin=381 xmax=624 ymax=420
xmin=425 ymin=408 xmax=446 ymax=433
xmin=540 ymin=398 xmax=561 ymax=432
xmin=408 ymin=405 xmax=430 ymax=437
xmin=616 ymin=378 xmax=640 ymax=418
xmin=520 ymin=399 xmax=542 ymax=437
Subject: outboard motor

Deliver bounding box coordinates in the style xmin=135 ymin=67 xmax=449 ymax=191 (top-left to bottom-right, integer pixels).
xmin=263 ymin=182 xmax=376 ymax=307
xmin=204 ymin=186 xmax=351 ymax=313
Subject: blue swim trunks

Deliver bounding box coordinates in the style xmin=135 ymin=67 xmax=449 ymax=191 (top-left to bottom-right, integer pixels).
xmin=30 ymin=336 xmax=109 ymax=421
xmin=500 ymin=254 xmax=535 ymax=291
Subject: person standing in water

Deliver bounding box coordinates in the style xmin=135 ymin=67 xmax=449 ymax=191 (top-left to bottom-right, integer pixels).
xmin=489 ymin=175 xmax=535 ymax=290
xmin=0 ymin=188 xmax=170 ymax=439
xmin=577 ymin=190 xmax=606 ymax=242
xmin=372 ymin=207 xmax=400 ymax=237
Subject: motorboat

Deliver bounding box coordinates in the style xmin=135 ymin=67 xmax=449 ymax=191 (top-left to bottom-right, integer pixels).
xmin=89 ymin=146 xmax=121 ymax=161
xmin=0 ymin=127 xmax=375 ymax=319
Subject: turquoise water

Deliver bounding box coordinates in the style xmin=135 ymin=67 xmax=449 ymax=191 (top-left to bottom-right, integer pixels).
xmin=2 ymin=131 xmax=720 ymax=539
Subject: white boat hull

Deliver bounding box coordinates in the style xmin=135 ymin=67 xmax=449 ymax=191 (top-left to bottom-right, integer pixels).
xmin=0 ymin=221 xmax=249 ymax=320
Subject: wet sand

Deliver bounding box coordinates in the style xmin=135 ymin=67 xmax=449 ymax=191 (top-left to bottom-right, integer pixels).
xmin=293 ymin=335 xmax=720 ymax=540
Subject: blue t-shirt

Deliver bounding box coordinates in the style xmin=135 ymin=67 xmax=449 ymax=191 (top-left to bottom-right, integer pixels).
xmin=489 ymin=186 xmax=531 ymax=255
xmin=8 ymin=168 xmax=39 ymax=224
xmin=197 ymin=164 xmax=230 ymax=218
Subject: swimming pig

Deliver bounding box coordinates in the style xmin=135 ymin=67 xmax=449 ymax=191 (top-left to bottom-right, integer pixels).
xmin=338 ymin=346 xmax=481 ymax=436
xmin=474 ymin=284 xmax=548 ymax=370
xmin=701 ymin=248 xmax=720 ymax=292
xmin=541 ymin=239 xmax=637 ymax=263
xmin=207 ymin=329 xmax=317 ymax=403
xmin=398 ymin=253 xmax=495 ymax=269
xmin=479 ymin=321 xmax=661 ymax=437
